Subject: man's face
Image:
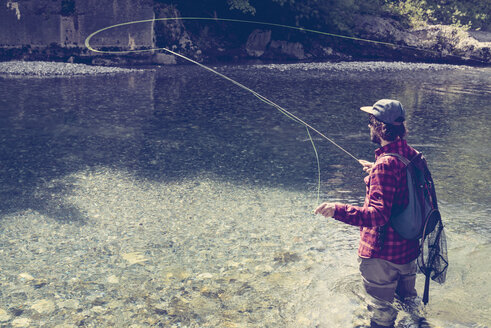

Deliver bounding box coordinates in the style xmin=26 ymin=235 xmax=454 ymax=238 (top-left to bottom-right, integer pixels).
xmin=369 ymin=124 xmax=381 ymax=145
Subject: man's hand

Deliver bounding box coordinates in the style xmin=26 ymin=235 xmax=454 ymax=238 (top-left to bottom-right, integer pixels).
xmin=359 ymin=159 xmax=374 ymax=174
xmin=314 ymin=202 xmax=337 ymax=218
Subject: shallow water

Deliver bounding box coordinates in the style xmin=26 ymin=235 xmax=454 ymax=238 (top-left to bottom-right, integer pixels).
xmin=0 ymin=61 xmax=490 ymax=327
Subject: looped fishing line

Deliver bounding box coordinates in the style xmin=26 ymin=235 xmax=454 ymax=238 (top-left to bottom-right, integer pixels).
xmin=87 ymin=17 xmax=436 ymax=203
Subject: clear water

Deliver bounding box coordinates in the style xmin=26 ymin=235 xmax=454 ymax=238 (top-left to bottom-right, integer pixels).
xmin=0 ymin=62 xmax=490 ymax=327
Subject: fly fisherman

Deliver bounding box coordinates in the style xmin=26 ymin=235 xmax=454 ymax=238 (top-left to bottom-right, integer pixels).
xmin=315 ymin=99 xmax=421 ymax=328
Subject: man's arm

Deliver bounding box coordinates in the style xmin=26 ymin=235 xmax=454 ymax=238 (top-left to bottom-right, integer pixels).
xmin=315 ymin=160 xmax=397 ymax=228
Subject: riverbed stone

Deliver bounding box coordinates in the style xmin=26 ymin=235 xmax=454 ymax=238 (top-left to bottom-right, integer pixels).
xmin=18 ymin=273 xmax=35 ymax=281
xmin=31 ymin=299 xmax=55 ymax=314
xmin=122 ymin=252 xmax=148 ymax=265
xmin=107 ymin=275 xmax=120 ymax=284
xmin=11 ymin=318 xmax=31 ymax=327
xmin=197 ymin=272 xmax=214 ymax=279
xmin=0 ymin=308 xmax=11 ymax=322
xmin=57 ymin=299 xmax=80 ymax=309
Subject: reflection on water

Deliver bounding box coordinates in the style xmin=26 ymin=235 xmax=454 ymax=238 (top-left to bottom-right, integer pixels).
xmin=0 ymin=62 xmax=490 ymax=327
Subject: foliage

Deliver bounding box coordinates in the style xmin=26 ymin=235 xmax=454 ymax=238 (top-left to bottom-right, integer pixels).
xmin=228 ymin=0 xmax=256 ymax=15
xmin=61 ymin=0 xmax=76 ymax=16
xmin=155 ymin=0 xmax=489 ymax=31
xmin=383 ymin=0 xmax=490 ymax=30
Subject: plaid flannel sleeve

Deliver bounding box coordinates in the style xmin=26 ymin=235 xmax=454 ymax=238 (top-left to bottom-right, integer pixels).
xmin=333 ymin=160 xmax=397 ymax=227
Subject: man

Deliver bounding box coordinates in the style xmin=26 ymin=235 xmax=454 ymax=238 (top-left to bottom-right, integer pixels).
xmin=315 ymin=99 xmax=420 ymax=328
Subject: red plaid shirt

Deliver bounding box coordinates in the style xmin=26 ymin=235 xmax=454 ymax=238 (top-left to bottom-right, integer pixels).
xmin=334 ymin=139 xmax=420 ymax=264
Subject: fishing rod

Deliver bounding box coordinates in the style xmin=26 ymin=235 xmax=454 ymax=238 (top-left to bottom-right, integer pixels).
xmin=85 ymin=17 xmax=362 ymax=162
xmin=88 ymin=16 xmax=442 ymax=202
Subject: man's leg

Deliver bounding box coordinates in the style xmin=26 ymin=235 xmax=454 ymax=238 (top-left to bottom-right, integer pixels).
xmin=395 ymin=260 xmax=417 ymax=301
xmin=394 ymin=260 xmax=429 ymax=326
xmin=359 ymin=258 xmax=399 ymax=328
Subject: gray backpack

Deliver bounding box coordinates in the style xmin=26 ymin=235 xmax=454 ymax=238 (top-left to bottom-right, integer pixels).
xmin=382 ymin=152 xmax=440 ymax=240
xmin=383 ymin=152 xmax=448 ymax=304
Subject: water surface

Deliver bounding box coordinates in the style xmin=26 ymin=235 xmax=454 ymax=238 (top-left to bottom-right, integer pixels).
xmin=0 ymin=61 xmax=490 ymax=327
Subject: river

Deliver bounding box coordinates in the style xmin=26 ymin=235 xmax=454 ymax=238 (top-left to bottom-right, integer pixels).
xmin=0 ymin=61 xmax=490 ymax=327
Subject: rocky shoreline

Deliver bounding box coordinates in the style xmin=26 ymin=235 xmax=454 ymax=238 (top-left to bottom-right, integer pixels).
xmin=0 ymin=0 xmax=489 ymax=67
xmin=0 ymin=60 xmax=469 ymax=78
xmin=0 ymin=61 xmax=146 ymax=77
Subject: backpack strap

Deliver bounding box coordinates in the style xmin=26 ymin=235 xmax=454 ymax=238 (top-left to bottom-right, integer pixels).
xmin=377 ymin=152 xmax=411 ymax=246
xmin=381 ymin=152 xmax=410 ymax=166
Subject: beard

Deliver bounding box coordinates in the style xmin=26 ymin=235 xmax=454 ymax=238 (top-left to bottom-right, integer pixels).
xmin=370 ymin=129 xmax=382 ymax=145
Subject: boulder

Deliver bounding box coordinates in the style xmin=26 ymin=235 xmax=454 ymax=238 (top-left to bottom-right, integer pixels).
xmin=354 ymin=15 xmax=418 ymax=45
xmin=269 ymin=40 xmax=305 ymax=59
xmin=353 ymin=15 xmax=490 ymax=64
xmin=246 ymin=29 xmax=272 ymax=57
xmin=410 ymin=25 xmax=490 ymax=63
xmin=154 ymin=5 xmax=195 ymax=54
xmin=154 ymin=53 xmax=177 ymax=65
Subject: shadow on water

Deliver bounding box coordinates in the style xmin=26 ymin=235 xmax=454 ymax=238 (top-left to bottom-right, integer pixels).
xmin=0 ymin=66 xmax=370 ymax=224
xmin=1 ymin=64 xmax=491 ymax=224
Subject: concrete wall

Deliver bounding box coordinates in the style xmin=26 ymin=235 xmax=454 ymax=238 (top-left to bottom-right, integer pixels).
xmin=0 ymin=0 xmax=155 ymax=49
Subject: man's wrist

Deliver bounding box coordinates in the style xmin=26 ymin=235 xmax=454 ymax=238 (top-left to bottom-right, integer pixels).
xmin=333 ymin=203 xmax=345 ymax=219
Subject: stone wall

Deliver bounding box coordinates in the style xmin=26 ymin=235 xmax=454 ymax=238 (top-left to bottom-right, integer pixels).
xmin=1 ymin=1 xmax=61 ymax=46
xmin=0 ymin=0 xmax=155 ymax=51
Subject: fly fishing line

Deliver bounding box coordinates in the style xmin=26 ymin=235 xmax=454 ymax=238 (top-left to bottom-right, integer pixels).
xmin=87 ymin=16 xmax=438 ymax=203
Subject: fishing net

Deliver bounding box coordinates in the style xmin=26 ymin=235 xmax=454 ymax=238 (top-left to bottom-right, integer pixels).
xmin=417 ymin=217 xmax=448 ymax=303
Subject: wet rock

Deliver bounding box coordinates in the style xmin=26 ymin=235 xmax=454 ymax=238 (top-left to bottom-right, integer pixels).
xmin=122 ymin=252 xmax=148 ymax=265
xmin=31 ymin=299 xmax=56 ymax=314
xmin=274 ymin=251 xmax=301 ymax=264
xmin=151 ymin=302 xmax=168 ymax=315
xmin=254 ymin=264 xmax=274 ymax=273
xmin=9 ymin=306 xmax=24 ymax=317
xmin=107 ymin=275 xmax=120 ymax=284
xmin=18 ymin=273 xmax=35 ymax=281
xmin=33 ymin=279 xmax=48 ymax=289
xmin=196 ymin=272 xmax=214 ymax=279
xmin=11 ymin=318 xmax=31 ymax=327
xmin=0 ymin=308 xmax=11 ymax=322
xmin=91 ymin=306 xmax=106 ymax=314
xmin=57 ymin=299 xmax=80 ymax=309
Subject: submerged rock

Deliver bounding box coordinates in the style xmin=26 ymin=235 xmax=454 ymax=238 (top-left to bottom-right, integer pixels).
xmin=18 ymin=273 xmax=35 ymax=281
xmin=11 ymin=318 xmax=31 ymax=327
xmin=0 ymin=308 xmax=11 ymax=322
xmin=31 ymin=299 xmax=56 ymax=314
xmin=121 ymin=252 xmax=149 ymax=265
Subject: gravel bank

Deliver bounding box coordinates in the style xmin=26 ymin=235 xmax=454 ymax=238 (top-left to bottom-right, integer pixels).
xmin=0 ymin=61 xmax=147 ymax=77
xmin=251 ymin=61 xmax=468 ymax=72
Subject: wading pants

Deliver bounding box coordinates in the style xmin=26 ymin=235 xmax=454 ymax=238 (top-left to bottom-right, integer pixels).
xmin=359 ymin=257 xmax=417 ymax=327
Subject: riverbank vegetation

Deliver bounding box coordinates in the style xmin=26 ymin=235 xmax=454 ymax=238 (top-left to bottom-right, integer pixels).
xmin=161 ymin=0 xmax=490 ymax=33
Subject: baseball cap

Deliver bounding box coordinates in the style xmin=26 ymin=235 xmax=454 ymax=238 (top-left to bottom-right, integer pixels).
xmin=360 ymin=99 xmax=405 ymax=125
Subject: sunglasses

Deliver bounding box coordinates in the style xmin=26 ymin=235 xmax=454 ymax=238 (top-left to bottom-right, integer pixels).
xmin=368 ymin=115 xmax=377 ymax=127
